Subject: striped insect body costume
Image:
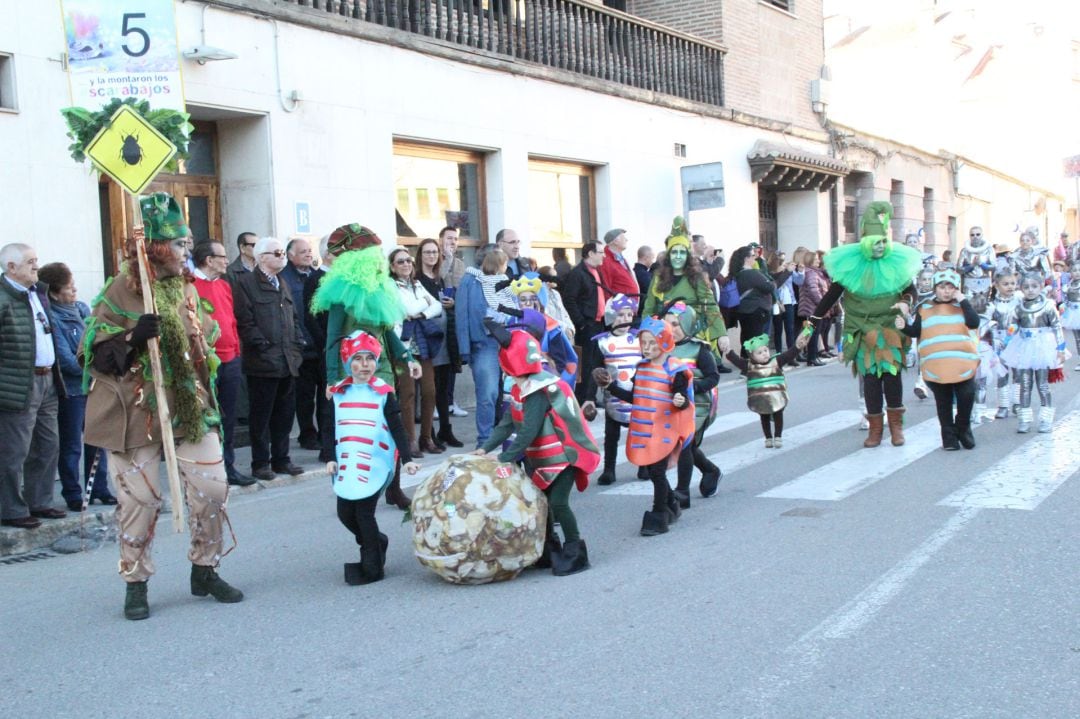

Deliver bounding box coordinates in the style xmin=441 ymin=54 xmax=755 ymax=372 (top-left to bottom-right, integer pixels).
xmin=625 ymin=356 xmax=695 ymax=468
xmin=331 ymin=377 xmax=397 ymax=500
xmin=597 ymin=331 xmax=641 ymax=425
xmin=915 ymin=300 xmax=979 ymax=383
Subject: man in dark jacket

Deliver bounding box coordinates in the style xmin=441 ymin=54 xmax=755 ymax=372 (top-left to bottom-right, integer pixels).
xmin=280 ymin=237 xmax=323 ymax=451
xmin=0 ymin=243 xmax=66 ymax=528
xmin=303 ymin=236 xmax=334 ymax=463
xmin=561 ymin=241 xmax=606 ymax=405
xmin=233 ymin=237 xmax=305 ymax=480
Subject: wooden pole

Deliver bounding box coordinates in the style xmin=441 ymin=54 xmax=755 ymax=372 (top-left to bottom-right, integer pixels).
xmin=128 ymin=192 xmax=186 ymax=533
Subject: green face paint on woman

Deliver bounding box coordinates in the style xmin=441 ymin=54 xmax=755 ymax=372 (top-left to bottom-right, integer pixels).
xmin=669 ymin=246 xmax=688 ymax=272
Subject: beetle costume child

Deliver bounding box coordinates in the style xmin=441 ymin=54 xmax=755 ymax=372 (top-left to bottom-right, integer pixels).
xmin=725 ymin=333 xmax=803 ymax=447
xmin=479 ymin=323 xmax=600 ymax=575
xmin=665 ymin=302 xmax=722 ymax=505
xmin=508 ymin=272 xmax=578 ymax=387
xmin=599 ymin=317 xmax=695 ymax=536
xmin=310 ymin=224 xmax=416 ymax=510
xmin=896 ymin=269 xmax=981 ymax=450
xmin=589 ymin=293 xmax=642 ymax=486
xmin=327 ymin=331 xmax=416 ymax=585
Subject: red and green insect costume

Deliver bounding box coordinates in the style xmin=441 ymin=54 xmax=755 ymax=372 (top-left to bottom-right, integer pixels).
xmin=486 ymin=330 xmax=600 ymax=490
xmin=481 ymin=327 xmax=599 ymax=576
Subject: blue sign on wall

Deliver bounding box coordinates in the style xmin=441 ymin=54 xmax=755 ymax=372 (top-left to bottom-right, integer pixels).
xmin=295 ymin=202 xmax=310 ymax=233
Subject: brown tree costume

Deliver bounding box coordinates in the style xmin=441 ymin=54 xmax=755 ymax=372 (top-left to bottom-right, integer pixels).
xmin=83 ymin=193 xmax=242 ymax=620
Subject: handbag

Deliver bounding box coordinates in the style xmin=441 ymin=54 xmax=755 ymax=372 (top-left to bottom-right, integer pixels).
xmin=402 ymin=317 xmax=445 ymax=360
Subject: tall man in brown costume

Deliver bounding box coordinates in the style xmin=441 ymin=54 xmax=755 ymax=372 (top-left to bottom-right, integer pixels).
xmin=83 ymin=193 xmax=243 ymax=620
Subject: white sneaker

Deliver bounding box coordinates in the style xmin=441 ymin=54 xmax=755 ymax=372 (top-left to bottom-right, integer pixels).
xmin=450 ymin=404 xmax=469 ymax=417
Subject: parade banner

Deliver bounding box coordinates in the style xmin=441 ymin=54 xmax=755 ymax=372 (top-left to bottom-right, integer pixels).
xmin=60 ymin=0 xmax=185 ymax=113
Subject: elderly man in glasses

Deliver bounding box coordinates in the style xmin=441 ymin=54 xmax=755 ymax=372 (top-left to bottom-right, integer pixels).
xmin=0 ymin=243 xmax=66 ymax=529
xmin=233 ymin=237 xmax=306 ymax=481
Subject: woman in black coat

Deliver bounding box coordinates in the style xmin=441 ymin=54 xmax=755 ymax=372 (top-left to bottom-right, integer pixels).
xmin=730 ymin=245 xmax=777 ymax=356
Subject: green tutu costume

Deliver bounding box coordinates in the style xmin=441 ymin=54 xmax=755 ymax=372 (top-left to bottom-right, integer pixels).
xmin=309 ymin=225 xmax=410 ymax=385
xmin=822 ymin=201 xmax=922 ymax=378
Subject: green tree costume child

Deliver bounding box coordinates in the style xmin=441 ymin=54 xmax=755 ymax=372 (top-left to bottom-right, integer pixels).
xmin=810 ymin=201 xmax=922 ymax=448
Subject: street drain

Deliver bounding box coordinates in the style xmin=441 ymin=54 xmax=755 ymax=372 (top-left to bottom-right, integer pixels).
xmin=781 ymin=507 xmax=824 ymax=518
xmin=0 ymin=551 xmax=54 ymax=566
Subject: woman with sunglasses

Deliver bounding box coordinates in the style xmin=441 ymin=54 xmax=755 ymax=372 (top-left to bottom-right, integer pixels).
xmin=389 ymin=247 xmax=445 ymax=456
xmin=415 ymin=238 xmax=464 ymax=449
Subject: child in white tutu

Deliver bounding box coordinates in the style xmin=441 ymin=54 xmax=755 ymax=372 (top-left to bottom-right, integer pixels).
xmin=1000 ymin=272 xmax=1067 ymax=433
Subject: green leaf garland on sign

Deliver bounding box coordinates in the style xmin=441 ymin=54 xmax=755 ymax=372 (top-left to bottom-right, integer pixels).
xmin=61 ymin=98 xmax=193 ymax=172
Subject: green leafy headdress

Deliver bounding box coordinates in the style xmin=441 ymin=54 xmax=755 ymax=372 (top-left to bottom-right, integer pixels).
xmin=743 ymin=334 xmax=770 ymax=352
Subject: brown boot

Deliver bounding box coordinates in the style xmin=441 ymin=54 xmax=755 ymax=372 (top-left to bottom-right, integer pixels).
xmin=886 ymin=407 xmax=906 ymax=446
xmin=863 ymin=413 xmax=884 ymax=448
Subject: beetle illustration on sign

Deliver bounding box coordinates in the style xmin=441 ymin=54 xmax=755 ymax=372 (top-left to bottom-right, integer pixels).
xmin=120 ymin=131 xmax=143 ymax=166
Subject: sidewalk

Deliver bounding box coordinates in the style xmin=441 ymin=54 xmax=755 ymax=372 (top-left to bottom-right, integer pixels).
xmin=0 ymin=368 xmax=483 ymax=557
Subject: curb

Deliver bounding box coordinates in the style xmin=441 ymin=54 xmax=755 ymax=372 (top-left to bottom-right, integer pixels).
xmin=0 ymin=468 xmax=332 ymax=558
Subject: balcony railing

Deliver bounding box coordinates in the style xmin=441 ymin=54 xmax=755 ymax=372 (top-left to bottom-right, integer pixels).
xmin=273 ymin=0 xmax=725 ymax=106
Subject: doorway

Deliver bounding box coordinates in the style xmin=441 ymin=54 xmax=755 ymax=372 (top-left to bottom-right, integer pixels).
xmin=99 ymin=121 xmax=222 ymax=268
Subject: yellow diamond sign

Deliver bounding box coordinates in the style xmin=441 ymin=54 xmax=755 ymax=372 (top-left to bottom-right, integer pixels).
xmin=85 ymin=105 xmax=177 ymax=195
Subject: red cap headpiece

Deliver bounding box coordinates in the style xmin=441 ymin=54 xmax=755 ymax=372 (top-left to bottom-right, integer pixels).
xmin=339 ymin=330 xmax=383 ymax=369
xmin=498 ymin=330 xmax=545 ymax=377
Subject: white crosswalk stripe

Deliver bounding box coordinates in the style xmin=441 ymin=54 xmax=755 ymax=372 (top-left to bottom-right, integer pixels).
xmin=404 ymin=404 xmax=1079 ymax=511
xmin=602 ymin=410 xmax=862 ymax=496
xmin=938 ymin=410 xmax=1080 ymax=510
xmin=400 ymin=411 xmax=760 ymax=490
xmin=758 ymin=417 xmax=962 ymax=501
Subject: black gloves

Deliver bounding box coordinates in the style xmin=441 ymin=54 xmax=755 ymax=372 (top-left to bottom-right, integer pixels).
xmin=130 ymin=314 xmax=161 ymax=348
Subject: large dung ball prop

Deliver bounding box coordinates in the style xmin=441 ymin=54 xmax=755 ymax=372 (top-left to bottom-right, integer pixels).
xmin=412 ymin=455 xmax=547 ymax=584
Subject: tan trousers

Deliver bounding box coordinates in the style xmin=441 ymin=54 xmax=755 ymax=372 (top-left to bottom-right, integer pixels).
xmin=109 ymin=432 xmax=234 ymax=583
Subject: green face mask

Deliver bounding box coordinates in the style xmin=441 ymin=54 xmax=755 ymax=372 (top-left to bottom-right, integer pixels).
xmin=669 ymin=246 xmax=688 ymax=271
xmin=860 ymin=234 xmax=891 ymax=260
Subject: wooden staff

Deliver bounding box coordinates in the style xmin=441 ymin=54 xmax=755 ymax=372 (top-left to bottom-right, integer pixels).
xmin=129 ymin=193 xmax=186 ymax=533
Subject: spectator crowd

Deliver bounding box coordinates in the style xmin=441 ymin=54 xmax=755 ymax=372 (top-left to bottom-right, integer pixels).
xmin=0 ymin=216 xmax=1059 ymax=531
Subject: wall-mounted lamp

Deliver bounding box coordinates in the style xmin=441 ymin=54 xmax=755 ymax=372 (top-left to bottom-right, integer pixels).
xmin=182 ymin=45 xmax=239 ymax=65
xmin=811 ymin=65 xmax=832 ymax=116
